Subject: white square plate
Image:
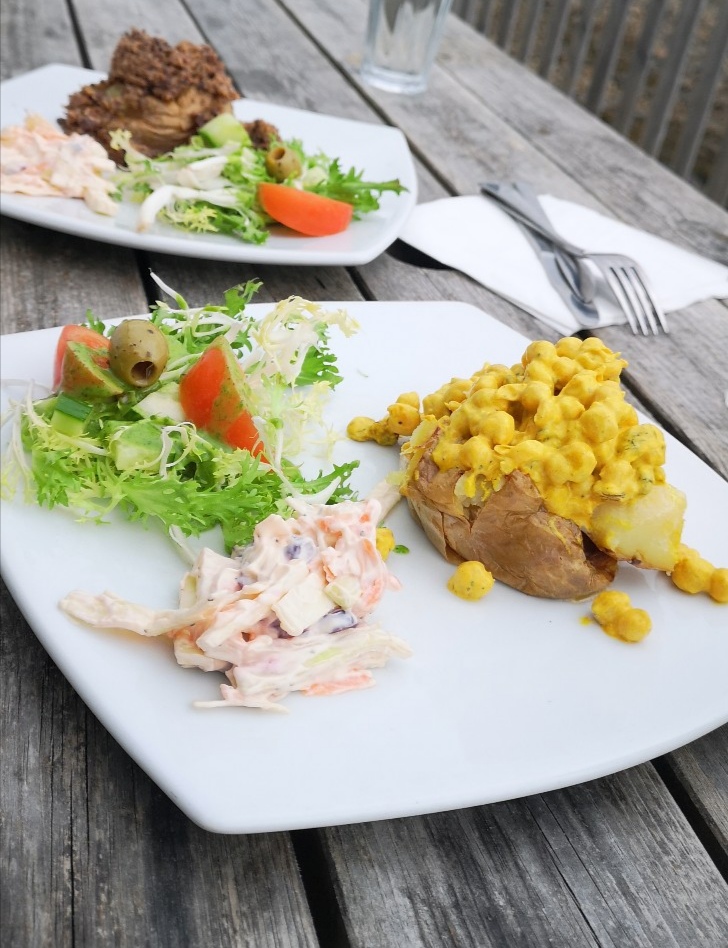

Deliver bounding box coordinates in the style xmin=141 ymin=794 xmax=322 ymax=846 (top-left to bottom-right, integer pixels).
xmin=0 ymin=64 xmax=417 ymax=265
xmin=1 ymin=301 xmax=727 ymax=833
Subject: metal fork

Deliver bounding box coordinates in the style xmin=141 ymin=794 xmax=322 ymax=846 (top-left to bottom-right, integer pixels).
xmin=480 ymin=182 xmax=669 ymax=335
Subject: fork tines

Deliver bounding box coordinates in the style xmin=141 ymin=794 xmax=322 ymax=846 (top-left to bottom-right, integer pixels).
xmin=604 ymin=262 xmax=669 ymax=335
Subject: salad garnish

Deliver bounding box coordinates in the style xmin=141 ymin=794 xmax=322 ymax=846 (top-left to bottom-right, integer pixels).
xmin=1 ymin=276 xmax=362 ymax=555
xmin=110 ymin=125 xmax=407 ymax=242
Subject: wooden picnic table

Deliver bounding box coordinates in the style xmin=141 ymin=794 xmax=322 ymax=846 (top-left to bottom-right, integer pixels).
xmin=1 ymin=1 xmax=727 ymax=946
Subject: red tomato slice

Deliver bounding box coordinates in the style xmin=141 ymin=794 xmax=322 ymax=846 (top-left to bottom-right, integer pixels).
xmin=226 ymin=410 xmax=266 ymax=457
xmin=258 ymin=183 xmax=354 ymax=237
xmin=53 ymin=325 xmax=109 ymax=389
xmin=179 ymin=338 xmax=264 ymax=456
xmin=179 ymin=346 xmax=226 ymax=429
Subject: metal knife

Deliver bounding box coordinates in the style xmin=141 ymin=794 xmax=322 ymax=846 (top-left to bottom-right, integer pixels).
xmin=480 ymin=182 xmax=600 ymax=327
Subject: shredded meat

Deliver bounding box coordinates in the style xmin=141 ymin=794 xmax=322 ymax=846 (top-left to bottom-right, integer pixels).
xmin=60 ymin=30 xmax=239 ymax=161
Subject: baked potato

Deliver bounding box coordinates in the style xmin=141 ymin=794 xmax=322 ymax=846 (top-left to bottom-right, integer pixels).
xmin=350 ymin=336 xmax=690 ymax=601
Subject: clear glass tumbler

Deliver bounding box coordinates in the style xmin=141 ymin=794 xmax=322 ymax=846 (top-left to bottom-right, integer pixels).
xmin=360 ymin=0 xmax=453 ymax=95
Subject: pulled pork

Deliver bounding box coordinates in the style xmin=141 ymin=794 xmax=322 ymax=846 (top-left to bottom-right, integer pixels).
xmin=60 ymin=30 xmax=239 ymax=161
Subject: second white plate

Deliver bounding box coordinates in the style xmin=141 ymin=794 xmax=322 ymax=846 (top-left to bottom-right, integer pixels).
xmin=0 ymin=64 xmax=417 ymax=264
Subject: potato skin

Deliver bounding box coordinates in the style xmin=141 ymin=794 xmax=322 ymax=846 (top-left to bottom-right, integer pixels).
xmin=405 ymin=438 xmax=617 ymax=600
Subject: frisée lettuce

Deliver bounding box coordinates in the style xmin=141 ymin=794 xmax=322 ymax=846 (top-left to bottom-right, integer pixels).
xmin=1 ymin=276 xmax=361 ymax=555
xmin=111 ymin=127 xmax=407 ymax=243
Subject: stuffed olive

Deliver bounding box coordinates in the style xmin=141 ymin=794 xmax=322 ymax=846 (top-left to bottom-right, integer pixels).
xmin=265 ymin=145 xmax=302 ymax=181
xmin=109 ymin=319 xmax=169 ymax=388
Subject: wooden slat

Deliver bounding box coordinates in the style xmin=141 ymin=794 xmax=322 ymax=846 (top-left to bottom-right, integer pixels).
xmin=496 ymin=0 xmax=522 ymax=50
xmin=0 ymin=0 xmax=82 ymax=78
xmin=705 ymin=119 xmax=728 ymax=206
xmin=584 ymin=0 xmax=632 ymax=115
xmin=322 ymin=766 xmax=728 ymax=948
xmin=663 ymin=725 xmax=728 ymax=857
xmin=537 ymin=0 xmax=572 ymax=80
xmin=562 ymin=0 xmax=601 ymax=98
xmin=452 ymin=1 xmax=727 ymax=208
xmin=638 ymin=0 xmax=710 ymax=157
xmin=518 ymin=0 xmax=547 ymax=64
xmin=670 ymin=1 xmax=728 ymax=179
xmin=611 ymin=0 xmax=668 ymax=136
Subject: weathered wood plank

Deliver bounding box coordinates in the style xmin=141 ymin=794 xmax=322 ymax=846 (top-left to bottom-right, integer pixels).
xmin=68 ymin=0 xmax=204 ymax=64
xmin=322 ymin=765 xmax=728 ymax=948
xmin=662 ymin=724 xmax=728 ymax=857
xmin=0 ymin=0 xmax=81 ymax=79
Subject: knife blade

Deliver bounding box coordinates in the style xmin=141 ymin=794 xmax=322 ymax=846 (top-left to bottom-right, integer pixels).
xmin=521 ymin=228 xmax=602 ymax=328
xmin=480 ymin=182 xmax=601 ymax=327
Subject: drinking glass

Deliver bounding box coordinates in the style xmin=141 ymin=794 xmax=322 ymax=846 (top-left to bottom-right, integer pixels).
xmin=360 ymin=0 xmax=453 ymax=95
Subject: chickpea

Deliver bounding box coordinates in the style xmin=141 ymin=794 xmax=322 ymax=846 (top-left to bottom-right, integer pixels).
xmin=709 ymin=568 xmax=728 ymax=604
xmin=396 ymin=391 xmax=420 ymax=409
xmin=671 ymin=551 xmax=717 ymax=595
xmin=477 ymin=410 xmax=516 ymax=446
xmin=580 ymin=403 xmax=619 ymax=444
xmin=375 ymin=527 xmax=396 ymax=561
xmin=591 ymin=590 xmax=651 ymax=643
xmin=553 ymin=336 xmax=580 ymax=357
xmin=432 ymin=439 xmax=464 ymax=471
xmin=368 ymin=420 xmax=399 ymax=446
xmin=447 ymin=561 xmax=494 ymax=601
xmin=560 ymin=442 xmax=597 ymax=481
xmin=524 ymin=359 xmax=555 ymax=387
xmin=613 ymin=609 xmax=652 ymax=643
xmin=422 ymin=392 xmax=447 ymax=418
xmin=598 ymin=457 xmax=634 ymax=486
xmin=460 ymin=436 xmax=494 ymax=474
xmin=386 ymin=401 xmax=421 ymax=436
xmin=497 ymin=383 xmax=525 ymax=402
xmin=556 ymin=395 xmax=584 ymax=421
xmin=506 ymin=439 xmax=547 ymax=470
xmin=551 ymin=356 xmax=578 ymax=386
xmin=524 ymin=340 xmax=557 ymax=364
xmin=592 ymin=590 xmax=631 ymax=625
xmin=520 ymin=380 xmax=551 ymax=412
xmin=347 ymin=416 xmax=376 ymax=442
xmin=560 ymin=372 xmax=599 ymax=406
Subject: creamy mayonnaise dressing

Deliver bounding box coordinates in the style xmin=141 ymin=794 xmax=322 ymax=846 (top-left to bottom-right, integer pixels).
xmin=60 ymin=498 xmax=411 ymax=711
xmin=1 ymin=113 xmax=118 ymax=215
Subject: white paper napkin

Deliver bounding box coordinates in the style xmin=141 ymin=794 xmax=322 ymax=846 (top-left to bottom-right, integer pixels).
xmin=398 ymin=194 xmax=728 ymax=334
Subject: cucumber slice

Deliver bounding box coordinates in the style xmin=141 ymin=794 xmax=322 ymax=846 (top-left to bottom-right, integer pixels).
xmin=51 ymin=394 xmax=93 ymax=437
xmin=199 ymin=113 xmax=250 ymax=147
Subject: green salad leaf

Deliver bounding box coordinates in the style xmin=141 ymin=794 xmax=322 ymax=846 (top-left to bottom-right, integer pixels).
xmin=2 ymin=278 xmax=361 ymax=554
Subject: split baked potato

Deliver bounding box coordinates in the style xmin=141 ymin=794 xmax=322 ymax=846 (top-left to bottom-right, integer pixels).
xmin=350 ymin=336 xmax=690 ymax=600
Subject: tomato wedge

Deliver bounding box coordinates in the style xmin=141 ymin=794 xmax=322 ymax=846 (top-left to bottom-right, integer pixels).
xmin=258 ymin=183 xmax=353 ymax=237
xmin=53 ymin=325 xmax=109 ymax=389
xmin=179 ymin=338 xmax=265 ymax=457
xmin=179 ymin=344 xmax=226 ymax=430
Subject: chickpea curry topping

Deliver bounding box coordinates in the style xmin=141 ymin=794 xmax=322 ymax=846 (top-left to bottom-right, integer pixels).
xmin=405 ymin=337 xmax=666 ymax=531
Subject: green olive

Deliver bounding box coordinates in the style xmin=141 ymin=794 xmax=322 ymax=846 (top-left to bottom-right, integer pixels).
xmin=109 ymin=319 xmax=169 ymax=388
xmin=265 ymin=145 xmax=302 ymax=181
